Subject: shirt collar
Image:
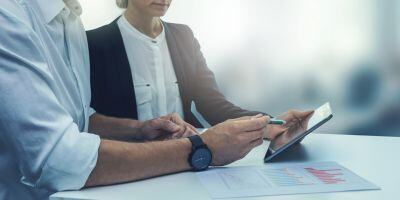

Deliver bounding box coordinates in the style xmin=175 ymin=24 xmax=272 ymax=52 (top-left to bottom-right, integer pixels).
xmin=64 ymin=0 xmax=83 ymax=16
xmin=35 ymin=0 xmax=82 ymax=24
xmin=120 ymin=15 xmax=166 ymax=45
xmin=35 ymin=0 xmax=65 ymax=23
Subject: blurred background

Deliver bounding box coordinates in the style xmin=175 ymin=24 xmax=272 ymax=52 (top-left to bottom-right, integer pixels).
xmin=80 ymin=0 xmax=400 ymax=136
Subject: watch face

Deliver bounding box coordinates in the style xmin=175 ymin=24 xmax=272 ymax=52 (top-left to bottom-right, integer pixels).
xmin=191 ymin=148 xmax=212 ymax=170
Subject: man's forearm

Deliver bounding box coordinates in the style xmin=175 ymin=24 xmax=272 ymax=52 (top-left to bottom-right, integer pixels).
xmin=89 ymin=113 xmax=142 ymax=141
xmin=85 ymin=138 xmax=192 ymax=187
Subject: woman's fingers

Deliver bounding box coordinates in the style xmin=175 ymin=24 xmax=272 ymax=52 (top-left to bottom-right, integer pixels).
xmin=186 ymin=123 xmax=199 ymax=134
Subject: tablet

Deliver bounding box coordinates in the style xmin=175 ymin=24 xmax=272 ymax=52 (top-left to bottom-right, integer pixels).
xmin=264 ymin=102 xmax=333 ymax=162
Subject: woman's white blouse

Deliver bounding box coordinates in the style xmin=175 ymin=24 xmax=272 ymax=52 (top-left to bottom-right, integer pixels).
xmin=118 ymin=15 xmax=184 ymax=120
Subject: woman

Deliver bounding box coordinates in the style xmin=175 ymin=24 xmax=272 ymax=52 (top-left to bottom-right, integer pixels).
xmin=88 ymin=0 xmax=314 ymax=140
xmin=87 ymin=0 xmax=265 ymax=128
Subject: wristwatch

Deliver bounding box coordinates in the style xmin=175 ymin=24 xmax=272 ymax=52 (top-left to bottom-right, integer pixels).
xmin=188 ymin=135 xmax=212 ymax=171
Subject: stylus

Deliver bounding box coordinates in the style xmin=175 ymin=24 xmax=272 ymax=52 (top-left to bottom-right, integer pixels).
xmin=269 ymin=119 xmax=286 ymax=125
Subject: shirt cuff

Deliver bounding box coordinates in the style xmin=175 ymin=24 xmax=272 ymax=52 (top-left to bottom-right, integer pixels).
xmin=21 ymin=124 xmax=101 ymax=191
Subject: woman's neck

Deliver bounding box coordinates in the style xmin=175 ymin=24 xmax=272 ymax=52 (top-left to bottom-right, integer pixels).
xmin=124 ymin=8 xmax=162 ymax=39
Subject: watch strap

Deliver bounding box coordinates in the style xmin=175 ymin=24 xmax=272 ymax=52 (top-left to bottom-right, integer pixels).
xmin=188 ymin=135 xmax=205 ymax=149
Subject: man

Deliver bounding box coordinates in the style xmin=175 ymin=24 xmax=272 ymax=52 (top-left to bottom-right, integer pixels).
xmin=0 ymin=0 xmax=311 ymax=199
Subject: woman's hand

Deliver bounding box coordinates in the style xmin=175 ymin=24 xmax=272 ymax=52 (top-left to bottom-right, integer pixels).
xmin=138 ymin=113 xmax=199 ymax=141
xmin=159 ymin=113 xmax=199 ymax=138
xmin=264 ymin=110 xmax=314 ymax=141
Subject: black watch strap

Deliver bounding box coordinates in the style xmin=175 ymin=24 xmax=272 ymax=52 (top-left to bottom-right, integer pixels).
xmin=188 ymin=135 xmax=205 ymax=149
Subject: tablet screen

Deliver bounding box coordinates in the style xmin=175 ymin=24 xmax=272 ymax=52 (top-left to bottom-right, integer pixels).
xmin=268 ymin=103 xmax=332 ymax=153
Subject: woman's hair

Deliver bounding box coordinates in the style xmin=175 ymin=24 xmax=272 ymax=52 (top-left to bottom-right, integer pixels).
xmin=116 ymin=0 xmax=128 ymax=8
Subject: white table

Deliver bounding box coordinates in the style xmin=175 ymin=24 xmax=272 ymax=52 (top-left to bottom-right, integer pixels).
xmin=51 ymin=133 xmax=400 ymax=200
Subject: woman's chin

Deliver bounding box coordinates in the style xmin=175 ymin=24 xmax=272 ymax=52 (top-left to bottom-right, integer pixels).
xmin=148 ymin=6 xmax=169 ymax=17
xmin=151 ymin=11 xmax=168 ymax=17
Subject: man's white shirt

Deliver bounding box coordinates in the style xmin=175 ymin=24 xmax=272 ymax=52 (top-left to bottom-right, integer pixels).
xmin=0 ymin=0 xmax=100 ymax=199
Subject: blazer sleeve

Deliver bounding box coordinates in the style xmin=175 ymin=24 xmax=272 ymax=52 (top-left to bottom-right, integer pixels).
xmin=184 ymin=26 xmax=270 ymax=125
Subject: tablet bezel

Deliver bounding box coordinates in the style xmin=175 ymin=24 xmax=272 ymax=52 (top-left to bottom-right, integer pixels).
xmin=264 ymin=112 xmax=333 ymax=162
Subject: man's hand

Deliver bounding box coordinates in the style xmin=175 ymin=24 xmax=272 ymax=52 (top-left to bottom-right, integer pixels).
xmin=264 ymin=110 xmax=314 ymax=141
xmin=200 ymin=115 xmax=270 ymax=166
xmin=138 ymin=113 xmax=199 ymax=141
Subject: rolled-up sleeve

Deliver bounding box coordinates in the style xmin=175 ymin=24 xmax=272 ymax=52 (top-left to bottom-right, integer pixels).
xmin=0 ymin=8 xmax=100 ymax=191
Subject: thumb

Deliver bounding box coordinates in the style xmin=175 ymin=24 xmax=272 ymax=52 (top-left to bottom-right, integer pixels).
xmin=297 ymin=110 xmax=314 ymax=118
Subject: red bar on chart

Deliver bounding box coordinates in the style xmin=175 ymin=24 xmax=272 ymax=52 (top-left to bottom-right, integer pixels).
xmin=304 ymin=167 xmax=347 ymax=184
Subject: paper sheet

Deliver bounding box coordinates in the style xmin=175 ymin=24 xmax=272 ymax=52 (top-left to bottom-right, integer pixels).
xmin=196 ymin=162 xmax=379 ymax=199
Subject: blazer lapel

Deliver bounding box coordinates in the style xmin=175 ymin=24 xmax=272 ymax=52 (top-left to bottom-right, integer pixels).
xmin=163 ymin=22 xmax=191 ymax=119
xmin=107 ymin=18 xmax=138 ymax=118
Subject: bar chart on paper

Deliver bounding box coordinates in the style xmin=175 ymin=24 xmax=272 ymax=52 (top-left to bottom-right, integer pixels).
xmin=196 ymin=162 xmax=380 ymax=199
xmin=305 ymin=167 xmax=348 ymax=184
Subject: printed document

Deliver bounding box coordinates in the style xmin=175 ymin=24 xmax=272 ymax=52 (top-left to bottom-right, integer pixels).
xmin=196 ymin=162 xmax=379 ymax=198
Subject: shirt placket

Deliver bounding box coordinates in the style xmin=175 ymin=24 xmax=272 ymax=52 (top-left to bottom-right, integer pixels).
xmin=62 ymin=9 xmax=87 ymax=130
xmin=151 ymin=40 xmax=168 ymax=117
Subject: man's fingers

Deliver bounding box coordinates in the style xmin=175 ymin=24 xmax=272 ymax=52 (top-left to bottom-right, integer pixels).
xmin=152 ymin=119 xmax=181 ymax=133
xmin=250 ymin=114 xmax=264 ymax=119
xmin=227 ymin=116 xmax=251 ymax=122
xmin=228 ymin=114 xmax=264 ymax=122
xmin=241 ymin=137 xmax=264 ymax=157
xmin=249 ymin=137 xmax=264 ymax=149
xmin=241 ymin=127 xmax=265 ymax=143
xmin=265 ymin=125 xmax=287 ymax=140
xmin=234 ymin=116 xmax=270 ymax=132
